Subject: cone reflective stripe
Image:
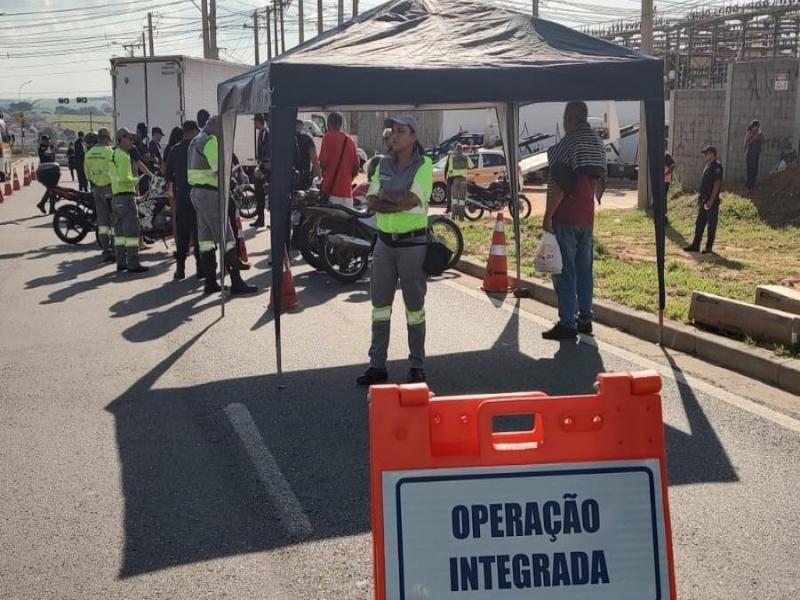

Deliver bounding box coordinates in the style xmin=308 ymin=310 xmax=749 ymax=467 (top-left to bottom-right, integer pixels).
xmin=268 ymin=253 xmax=300 ymax=312
xmin=22 ymin=165 xmax=30 ymax=186
xmin=12 ymin=170 xmax=20 ymax=191
xmin=481 ymin=211 xmax=512 ymax=292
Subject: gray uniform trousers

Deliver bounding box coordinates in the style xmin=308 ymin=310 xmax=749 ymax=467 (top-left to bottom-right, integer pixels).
xmin=369 ymin=235 xmax=427 ymax=370
xmin=190 ymin=186 xmax=236 ymax=253
xmin=93 ymin=184 xmax=112 ymax=254
xmin=111 ymin=194 xmax=142 ymax=269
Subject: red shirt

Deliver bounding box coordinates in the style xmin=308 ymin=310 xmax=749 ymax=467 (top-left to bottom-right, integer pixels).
xmin=552 ymin=175 xmax=598 ymax=226
xmin=319 ymin=130 xmax=358 ymax=198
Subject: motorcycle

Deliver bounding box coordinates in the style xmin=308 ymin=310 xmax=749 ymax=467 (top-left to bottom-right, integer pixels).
xmin=301 ymin=200 xmax=465 ymax=283
xmin=137 ymin=174 xmax=173 ymax=244
xmin=48 ymin=185 xmax=99 ymax=245
xmin=464 ymin=175 xmax=532 ymax=221
xmin=231 ymin=164 xmax=258 ymax=219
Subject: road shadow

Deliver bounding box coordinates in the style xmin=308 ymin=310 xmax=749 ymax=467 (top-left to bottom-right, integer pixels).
xmin=660 ymin=348 xmax=738 ymax=486
xmin=26 ymin=254 xmax=110 ymax=290
xmin=106 ymin=300 xmax=737 ymax=578
xmin=0 ymin=214 xmax=44 ymax=227
xmin=250 ymin=268 xmax=370 ymax=331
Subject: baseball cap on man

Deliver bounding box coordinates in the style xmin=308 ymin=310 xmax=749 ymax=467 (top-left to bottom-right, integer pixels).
xmin=700 ymin=144 xmax=717 ymax=154
xmin=97 ymin=127 xmax=111 ymax=139
xmin=116 ymin=127 xmax=134 ymax=140
xmin=384 ymin=113 xmax=420 ymax=134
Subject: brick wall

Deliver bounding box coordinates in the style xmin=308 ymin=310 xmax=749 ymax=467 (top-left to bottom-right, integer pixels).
xmin=669 ymin=89 xmax=726 ymax=190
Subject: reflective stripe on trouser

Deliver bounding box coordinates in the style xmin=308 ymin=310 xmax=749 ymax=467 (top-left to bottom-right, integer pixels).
xmin=93 ymin=185 xmax=112 ymax=254
xmin=190 ymin=186 xmax=236 ymax=254
xmin=368 ymin=237 xmax=427 ymax=369
xmin=111 ymin=194 xmax=141 ymax=268
xmin=450 ymin=177 xmax=467 ymax=221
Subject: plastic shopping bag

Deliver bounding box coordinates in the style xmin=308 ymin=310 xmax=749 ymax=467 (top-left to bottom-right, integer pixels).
xmin=533 ymin=232 xmax=563 ymax=274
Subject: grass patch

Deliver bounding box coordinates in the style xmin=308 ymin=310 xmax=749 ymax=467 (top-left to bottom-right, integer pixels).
xmin=460 ymin=191 xmax=800 ymax=328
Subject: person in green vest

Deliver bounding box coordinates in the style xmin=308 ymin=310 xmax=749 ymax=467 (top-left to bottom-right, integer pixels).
xmin=187 ymin=115 xmax=256 ymax=295
xmin=84 ymin=128 xmax=114 ymax=263
xmin=445 ymin=143 xmax=474 ymax=221
xmin=109 ymin=128 xmax=148 ymax=273
xmin=357 ymin=114 xmax=433 ymax=386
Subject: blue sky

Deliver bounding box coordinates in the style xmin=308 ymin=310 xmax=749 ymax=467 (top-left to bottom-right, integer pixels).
xmin=0 ymin=0 xmax=684 ymax=100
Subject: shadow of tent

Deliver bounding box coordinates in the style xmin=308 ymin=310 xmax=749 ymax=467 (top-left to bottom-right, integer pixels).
xmin=251 ymin=269 xmax=370 ymax=331
xmin=105 ymin=305 xmax=736 ymax=578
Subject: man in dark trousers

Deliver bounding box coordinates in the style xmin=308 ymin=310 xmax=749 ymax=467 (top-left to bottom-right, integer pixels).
xmin=36 ymin=135 xmax=56 ymax=214
xmin=148 ymin=127 xmax=164 ymax=169
xmin=684 ymin=145 xmax=724 ymax=255
xmin=165 ymin=121 xmax=202 ymax=281
xmin=252 ymin=113 xmax=269 ymax=228
xmin=75 ymin=131 xmax=88 ymax=192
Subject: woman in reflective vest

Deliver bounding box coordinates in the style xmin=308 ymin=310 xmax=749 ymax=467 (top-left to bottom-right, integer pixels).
xmin=445 ymin=143 xmax=474 ymax=221
xmin=357 ymin=114 xmax=433 ymax=386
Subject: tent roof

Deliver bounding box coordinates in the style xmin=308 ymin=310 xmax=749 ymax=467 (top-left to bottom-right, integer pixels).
xmin=218 ymin=0 xmax=664 ymax=114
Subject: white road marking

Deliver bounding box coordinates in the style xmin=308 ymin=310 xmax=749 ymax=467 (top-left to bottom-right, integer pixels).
xmin=444 ymin=279 xmax=800 ymax=434
xmin=224 ymin=402 xmax=314 ymax=538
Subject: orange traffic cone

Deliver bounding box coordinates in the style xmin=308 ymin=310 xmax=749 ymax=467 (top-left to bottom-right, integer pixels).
xmin=23 ymin=165 xmax=30 ymax=186
xmin=3 ymin=181 xmax=12 ymax=197
xmin=268 ymin=252 xmax=300 ymax=312
xmin=235 ymin=214 xmax=249 ymax=264
xmin=12 ymin=170 xmax=20 ymax=191
xmin=0 ymin=186 xmax=4 ymax=204
xmin=481 ymin=212 xmax=512 ymax=293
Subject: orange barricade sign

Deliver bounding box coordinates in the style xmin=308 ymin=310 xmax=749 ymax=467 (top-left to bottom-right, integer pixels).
xmin=369 ymin=371 xmax=676 ymax=600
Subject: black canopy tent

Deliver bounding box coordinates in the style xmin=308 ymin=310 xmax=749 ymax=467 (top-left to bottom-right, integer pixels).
xmin=216 ymin=0 xmax=666 ymax=373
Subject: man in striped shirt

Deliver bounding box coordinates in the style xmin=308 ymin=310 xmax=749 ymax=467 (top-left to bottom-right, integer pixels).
xmin=542 ymin=101 xmax=607 ymax=340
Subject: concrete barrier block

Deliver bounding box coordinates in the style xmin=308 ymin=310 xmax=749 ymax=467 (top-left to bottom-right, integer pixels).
xmin=778 ymin=361 xmax=800 ymax=396
xmin=695 ymin=332 xmax=782 ymax=385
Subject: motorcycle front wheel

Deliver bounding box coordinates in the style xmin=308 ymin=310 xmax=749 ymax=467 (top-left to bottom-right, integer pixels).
xmin=320 ymin=239 xmax=370 ymax=283
xmin=429 ymin=215 xmax=464 ymax=270
xmin=295 ymin=219 xmax=324 ymax=270
xmin=53 ymin=205 xmax=90 ymax=244
xmin=509 ymin=194 xmax=532 ymax=220
xmin=237 ymin=190 xmax=258 ymax=219
xmin=464 ymin=202 xmax=484 ymax=221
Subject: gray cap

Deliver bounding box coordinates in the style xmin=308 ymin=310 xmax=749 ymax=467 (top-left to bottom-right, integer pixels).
xmin=116 ymin=127 xmax=134 ymax=140
xmin=700 ymin=144 xmax=717 ymax=154
xmin=204 ymin=115 xmax=219 ymax=136
xmin=384 ymin=113 xmax=420 ymax=134
xmin=97 ymin=127 xmax=111 ymax=139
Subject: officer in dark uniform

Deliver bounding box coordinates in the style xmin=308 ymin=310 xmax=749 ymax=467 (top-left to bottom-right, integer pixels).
xmin=684 ymin=145 xmax=724 ymax=255
xmin=252 ymin=113 xmax=269 ymax=228
xmin=165 ymin=120 xmax=202 ymax=280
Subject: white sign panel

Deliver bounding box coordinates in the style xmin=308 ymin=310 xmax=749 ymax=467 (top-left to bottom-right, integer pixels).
xmin=775 ymin=73 xmax=790 ymax=91
xmin=382 ymin=459 xmax=670 ymax=600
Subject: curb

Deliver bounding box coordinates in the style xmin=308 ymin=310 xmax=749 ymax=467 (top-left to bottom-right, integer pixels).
xmin=456 ymin=257 xmax=800 ymax=396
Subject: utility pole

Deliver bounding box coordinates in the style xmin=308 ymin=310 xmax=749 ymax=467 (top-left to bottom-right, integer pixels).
xmin=338 ymin=0 xmax=344 ymax=26
xmin=147 ymin=12 xmax=155 ymax=57
xmin=142 ymin=31 xmax=147 ymax=56
xmin=266 ymin=8 xmax=272 ymax=60
xmin=298 ymin=0 xmax=304 ymax=44
xmin=318 ymin=0 xmax=323 ymax=34
xmin=273 ymin=1 xmax=280 ymax=56
xmin=201 ymin=0 xmax=210 ymax=58
xmin=637 ymin=0 xmax=653 ymax=210
xmin=354 ymin=0 xmax=358 ymax=18
xmin=532 ymin=0 xmax=539 ymax=17
xmin=279 ymin=1 xmax=286 ymax=54
xmin=246 ymin=11 xmax=260 ymax=65
xmin=210 ymin=0 xmax=218 ymax=59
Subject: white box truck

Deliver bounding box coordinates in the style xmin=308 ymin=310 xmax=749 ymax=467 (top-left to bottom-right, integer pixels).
xmin=111 ymin=55 xmax=256 ymax=165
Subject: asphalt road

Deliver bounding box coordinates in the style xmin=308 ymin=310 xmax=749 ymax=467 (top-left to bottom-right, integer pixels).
xmin=1 ymin=172 xmax=798 ymax=599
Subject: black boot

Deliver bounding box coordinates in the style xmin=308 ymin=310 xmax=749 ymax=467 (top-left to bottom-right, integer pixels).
xmin=202 ymin=252 xmax=221 ymax=294
xmin=225 ymin=249 xmax=257 ymax=295
xmin=174 ymin=256 xmax=186 ymax=280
